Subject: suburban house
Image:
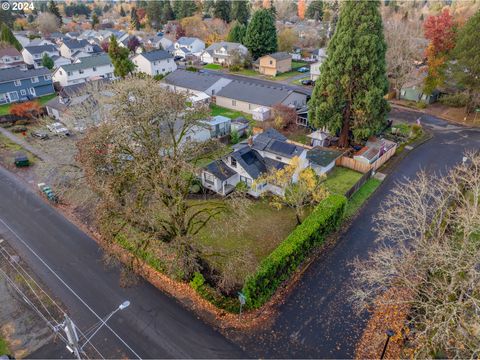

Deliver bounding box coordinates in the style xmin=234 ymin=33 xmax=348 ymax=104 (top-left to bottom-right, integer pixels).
xmin=52 ymin=54 xmax=114 ymax=87
xmin=354 ymin=137 xmax=396 ymax=164
xmin=22 ymin=45 xmax=60 ymax=68
xmin=0 ymin=48 xmax=25 ymax=69
xmin=144 ymin=35 xmax=173 ymax=51
xmin=400 ymin=85 xmax=440 ymax=104
xmin=14 ymin=31 xmax=53 ymax=47
xmin=162 ymin=69 xmax=232 ymax=101
xmin=231 ymin=117 xmax=250 ymax=136
xmin=310 ymin=60 xmax=323 ymax=81
xmin=215 ymin=80 xmax=308 ymax=119
xmin=201 ymin=128 xmax=309 ymax=197
xmin=309 ymin=48 xmax=327 ymax=62
xmin=59 ymin=39 xmax=102 ymax=60
xmin=172 ymin=37 xmax=205 ymax=58
xmin=200 ymin=41 xmax=248 ymax=66
xmin=132 ymin=49 xmax=177 ymax=76
xmin=256 ymin=52 xmax=292 ymax=76
xmin=0 ymin=67 xmax=54 ymax=104
xmin=306 ymin=147 xmax=343 ymax=176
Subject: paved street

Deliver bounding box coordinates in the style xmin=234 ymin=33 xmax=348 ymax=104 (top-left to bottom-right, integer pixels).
xmin=236 ymin=108 xmax=480 ymax=358
xmin=0 ymin=168 xmax=244 ymax=358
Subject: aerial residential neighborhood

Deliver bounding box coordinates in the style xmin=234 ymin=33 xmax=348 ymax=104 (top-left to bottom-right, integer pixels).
xmin=0 ymin=1 xmax=479 ymax=359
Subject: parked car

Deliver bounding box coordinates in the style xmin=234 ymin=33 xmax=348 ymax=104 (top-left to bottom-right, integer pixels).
xmin=47 ymin=122 xmax=70 ymax=136
xmin=301 ymin=79 xmax=314 ymax=86
xmin=174 ymin=56 xmax=184 ymax=61
xmin=297 ymin=67 xmax=309 ymax=73
xmin=14 ymin=153 xmax=30 ymax=167
xmin=31 ymin=131 xmax=49 ymax=140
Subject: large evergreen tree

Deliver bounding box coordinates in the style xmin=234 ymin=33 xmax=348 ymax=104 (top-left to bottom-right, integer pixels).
xmin=173 ymin=0 xmax=197 ymax=19
xmin=309 ymin=0 xmax=389 ymax=147
xmin=306 ymin=0 xmax=323 ymax=21
xmin=48 ymin=0 xmax=62 ymax=25
xmin=120 ymin=5 xmax=126 ymax=17
xmin=231 ymin=0 xmax=250 ymax=24
xmin=228 ymin=22 xmax=246 ymax=43
xmin=162 ymin=1 xmax=175 ymax=22
xmin=108 ymin=35 xmax=136 ymax=78
xmin=41 ymin=53 xmax=54 ymax=70
xmin=243 ymin=9 xmax=277 ymax=59
xmin=146 ymin=0 xmax=164 ymax=28
xmin=451 ymin=10 xmax=480 ymax=113
xmin=0 ymin=24 xmax=22 ymax=51
xmin=213 ymin=0 xmax=231 ymax=22
xmin=130 ymin=7 xmax=140 ymax=30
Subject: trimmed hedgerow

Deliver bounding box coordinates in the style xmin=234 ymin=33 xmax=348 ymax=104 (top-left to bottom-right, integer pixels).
xmin=242 ymin=194 xmax=347 ymax=309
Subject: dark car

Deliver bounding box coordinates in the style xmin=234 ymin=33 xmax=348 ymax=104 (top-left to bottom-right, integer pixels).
xmin=31 ymin=131 xmax=50 ymax=140
xmin=174 ymin=56 xmax=184 ymax=61
xmin=301 ymin=79 xmax=314 ymax=86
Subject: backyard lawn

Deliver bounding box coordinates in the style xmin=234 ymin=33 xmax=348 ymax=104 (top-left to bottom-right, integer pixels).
xmin=210 ymin=104 xmax=253 ymax=121
xmin=343 ymin=178 xmax=382 ymax=220
xmin=0 ymin=93 xmax=57 ymax=116
xmin=203 ymin=63 xmax=222 ymax=70
xmin=292 ymin=60 xmax=308 ymax=69
xmin=324 ymin=167 xmax=363 ymax=196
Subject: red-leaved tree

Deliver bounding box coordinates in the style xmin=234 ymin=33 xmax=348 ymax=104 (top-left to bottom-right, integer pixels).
xmin=9 ymin=101 xmax=41 ymax=121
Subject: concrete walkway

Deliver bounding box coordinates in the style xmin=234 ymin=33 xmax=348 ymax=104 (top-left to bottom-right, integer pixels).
xmin=0 ymin=127 xmax=51 ymax=162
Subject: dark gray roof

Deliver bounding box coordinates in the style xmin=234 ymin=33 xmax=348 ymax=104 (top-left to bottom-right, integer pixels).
xmin=139 ymin=49 xmax=172 ymax=62
xmin=252 ymin=128 xmax=304 ymax=158
xmin=63 ymin=39 xmax=90 ymax=49
xmin=230 ymin=146 xmax=285 ymax=179
xmin=45 ymin=96 xmax=67 ymax=112
xmin=216 ymin=80 xmax=297 ymax=107
xmin=164 ymin=69 xmax=225 ymax=92
xmin=24 ymin=44 xmax=58 ymax=54
xmin=306 ymin=147 xmax=343 ymax=167
xmin=205 ymin=160 xmax=236 ymax=181
xmin=0 ymin=67 xmax=50 ymax=83
xmin=264 ymin=52 xmax=291 ymax=61
xmin=232 ymin=116 xmax=249 ymax=124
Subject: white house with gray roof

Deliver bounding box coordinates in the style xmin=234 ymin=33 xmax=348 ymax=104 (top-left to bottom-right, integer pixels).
xmin=52 ymin=54 xmax=114 ymax=87
xmin=173 ymin=37 xmax=205 ymax=58
xmin=60 ymin=39 xmax=102 ymax=60
xmin=22 ymin=45 xmax=60 ymax=68
xmin=200 ymin=41 xmax=248 ymax=65
xmin=215 ymin=81 xmax=308 ymax=119
xmin=201 ymin=128 xmax=309 ymax=197
xmin=132 ymin=49 xmax=176 ymax=76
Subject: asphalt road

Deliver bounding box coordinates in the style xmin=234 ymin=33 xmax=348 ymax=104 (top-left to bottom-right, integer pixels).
xmin=236 ymin=108 xmax=480 ymax=358
xmin=0 ymin=168 xmax=245 ymax=359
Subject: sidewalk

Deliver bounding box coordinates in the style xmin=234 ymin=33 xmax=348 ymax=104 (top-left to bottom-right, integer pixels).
xmin=0 ymin=127 xmax=51 ymax=162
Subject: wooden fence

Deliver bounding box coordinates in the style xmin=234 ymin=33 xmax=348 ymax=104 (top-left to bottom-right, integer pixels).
xmin=335 ymin=144 xmax=398 ymax=174
xmin=344 ymin=168 xmax=373 ymax=199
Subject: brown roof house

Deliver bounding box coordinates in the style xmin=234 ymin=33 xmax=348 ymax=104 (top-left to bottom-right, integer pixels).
xmin=256 ymin=52 xmax=292 ymax=76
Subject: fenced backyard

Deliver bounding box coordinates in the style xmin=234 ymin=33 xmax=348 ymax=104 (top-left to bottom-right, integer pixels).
xmin=335 ymin=144 xmax=397 ymax=173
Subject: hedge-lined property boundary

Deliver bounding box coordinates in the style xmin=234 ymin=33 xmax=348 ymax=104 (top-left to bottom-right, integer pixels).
xmin=241 ymin=194 xmax=347 ymax=309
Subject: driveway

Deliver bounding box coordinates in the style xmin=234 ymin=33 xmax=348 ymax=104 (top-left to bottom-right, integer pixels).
xmin=235 ymin=108 xmax=480 ymax=358
xmin=0 ymin=168 xmax=245 ymax=359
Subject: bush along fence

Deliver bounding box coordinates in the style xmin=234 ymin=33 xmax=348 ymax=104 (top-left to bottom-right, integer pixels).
xmin=241 ymin=194 xmax=347 ymax=309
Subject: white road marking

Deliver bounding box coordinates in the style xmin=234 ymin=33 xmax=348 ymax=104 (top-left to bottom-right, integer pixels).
xmin=0 ymin=217 xmax=142 ymax=360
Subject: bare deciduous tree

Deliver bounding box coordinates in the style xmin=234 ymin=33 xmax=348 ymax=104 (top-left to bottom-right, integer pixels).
xmin=351 ymin=151 xmax=480 ymax=358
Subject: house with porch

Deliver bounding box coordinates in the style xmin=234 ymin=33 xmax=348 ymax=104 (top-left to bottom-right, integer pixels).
xmin=200 ymin=41 xmax=248 ymax=66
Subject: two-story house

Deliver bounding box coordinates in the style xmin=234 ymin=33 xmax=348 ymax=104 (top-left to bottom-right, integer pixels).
xmin=0 ymin=48 xmax=26 ymax=69
xmin=201 ymin=128 xmax=309 ymax=197
xmin=144 ymin=35 xmax=173 ymax=51
xmin=132 ymin=49 xmax=177 ymax=76
xmin=52 ymin=54 xmax=114 ymax=87
xmin=309 ymin=48 xmax=327 ymax=81
xmin=0 ymin=67 xmax=54 ymax=104
xmin=59 ymin=39 xmax=103 ymax=60
xmin=172 ymin=37 xmax=205 ymax=58
xmin=256 ymin=52 xmax=292 ymax=76
xmin=200 ymin=41 xmax=248 ymax=66
xmin=22 ymin=45 xmax=65 ymax=68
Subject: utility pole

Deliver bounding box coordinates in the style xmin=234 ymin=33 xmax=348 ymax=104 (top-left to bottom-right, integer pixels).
xmin=63 ymin=314 xmax=82 ymax=360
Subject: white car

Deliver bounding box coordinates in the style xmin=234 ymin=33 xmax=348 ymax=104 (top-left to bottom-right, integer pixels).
xmin=47 ymin=122 xmax=70 ymax=136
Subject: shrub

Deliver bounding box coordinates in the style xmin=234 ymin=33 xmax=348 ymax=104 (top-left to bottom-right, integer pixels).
xmin=439 ymin=93 xmax=468 ymax=108
xmin=186 ymin=66 xmax=198 ymax=72
xmin=229 ymin=64 xmax=241 ymax=72
xmin=242 ymin=194 xmax=347 ymax=309
xmin=190 ymin=272 xmax=205 ymax=291
xmin=230 ymin=129 xmax=240 ymax=144
xmin=10 ymin=125 xmax=27 ymax=133
xmin=153 ymin=73 xmax=165 ymax=81
xmin=416 ymin=101 xmax=427 ymax=109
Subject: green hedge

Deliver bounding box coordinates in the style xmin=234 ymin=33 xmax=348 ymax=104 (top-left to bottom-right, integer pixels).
xmin=242 ymin=194 xmax=347 ymax=309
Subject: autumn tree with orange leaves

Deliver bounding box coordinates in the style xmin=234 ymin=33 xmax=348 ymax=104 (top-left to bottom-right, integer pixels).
xmin=423 ymin=9 xmax=457 ymax=94
xmin=298 ymin=0 xmax=306 ymax=19
xmin=9 ymin=101 xmax=41 ymax=121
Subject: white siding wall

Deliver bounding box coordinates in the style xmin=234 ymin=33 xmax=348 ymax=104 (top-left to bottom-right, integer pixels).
xmin=53 ymin=63 xmax=114 ymax=86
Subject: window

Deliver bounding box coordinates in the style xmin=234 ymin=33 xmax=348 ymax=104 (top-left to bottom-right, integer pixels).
xmin=276 ymin=156 xmax=282 ymax=161
xmin=14 ymin=80 xmax=21 ymax=86
xmin=211 ymin=89 xmax=215 ymax=95
xmin=204 ymin=172 xmax=215 ymax=185
xmin=269 ymin=60 xmax=273 ymax=65
xmin=240 ymin=176 xmax=252 ymax=187
xmin=0 ymin=93 xmax=6 ymax=102
xmin=4 ymin=57 xmax=11 ymax=63
xmin=248 ymin=104 xmax=253 ymax=110
xmin=20 ymin=89 xmax=26 ymax=95
xmin=67 ymin=71 xmax=73 ymax=76
xmin=232 ymin=100 xmax=236 ymax=106
xmin=79 ymin=69 xmax=84 ymax=74
xmin=43 ymin=75 xmax=50 ymax=80
xmin=230 ymin=157 xmax=237 ymax=167
xmin=29 ymin=88 xmax=36 ymax=96
xmin=8 ymin=91 xmax=19 ymax=101
xmin=92 ymin=67 xmax=97 ymax=71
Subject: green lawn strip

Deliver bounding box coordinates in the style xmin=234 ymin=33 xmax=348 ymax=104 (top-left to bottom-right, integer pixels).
xmin=0 ymin=93 xmax=57 ymax=116
xmin=291 ymin=76 xmax=310 ymax=85
xmin=292 ymin=60 xmax=307 ymax=69
xmin=343 ymin=178 xmax=382 ymax=220
xmin=210 ymin=104 xmax=253 ymax=121
xmin=0 ymin=337 xmax=9 ymax=355
xmin=324 ymin=167 xmax=363 ymax=195
xmin=268 ymin=70 xmax=303 ymax=81
xmin=230 ymin=68 xmax=258 ymax=77
xmin=0 ymin=133 xmax=36 ymax=164
xmin=203 ymin=64 xmax=222 ymax=70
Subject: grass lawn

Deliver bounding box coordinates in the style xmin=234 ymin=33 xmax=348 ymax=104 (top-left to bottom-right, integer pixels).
xmin=203 ymin=63 xmax=222 ymax=70
xmin=292 ymin=60 xmax=308 ymax=69
xmin=291 ymin=76 xmax=310 ymax=85
xmin=0 ymin=93 xmax=57 ymax=116
xmin=0 ymin=337 xmax=9 ymax=355
xmin=230 ymin=68 xmax=258 ymax=77
xmin=210 ymin=104 xmax=253 ymax=121
xmin=324 ymin=167 xmax=363 ymax=196
xmin=197 ymin=200 xmax=298 ymax=267
xmin=195 ymin=144 xmax=232 ymax=168
xmin=344 ymin=178 xmax=382 ymax=220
